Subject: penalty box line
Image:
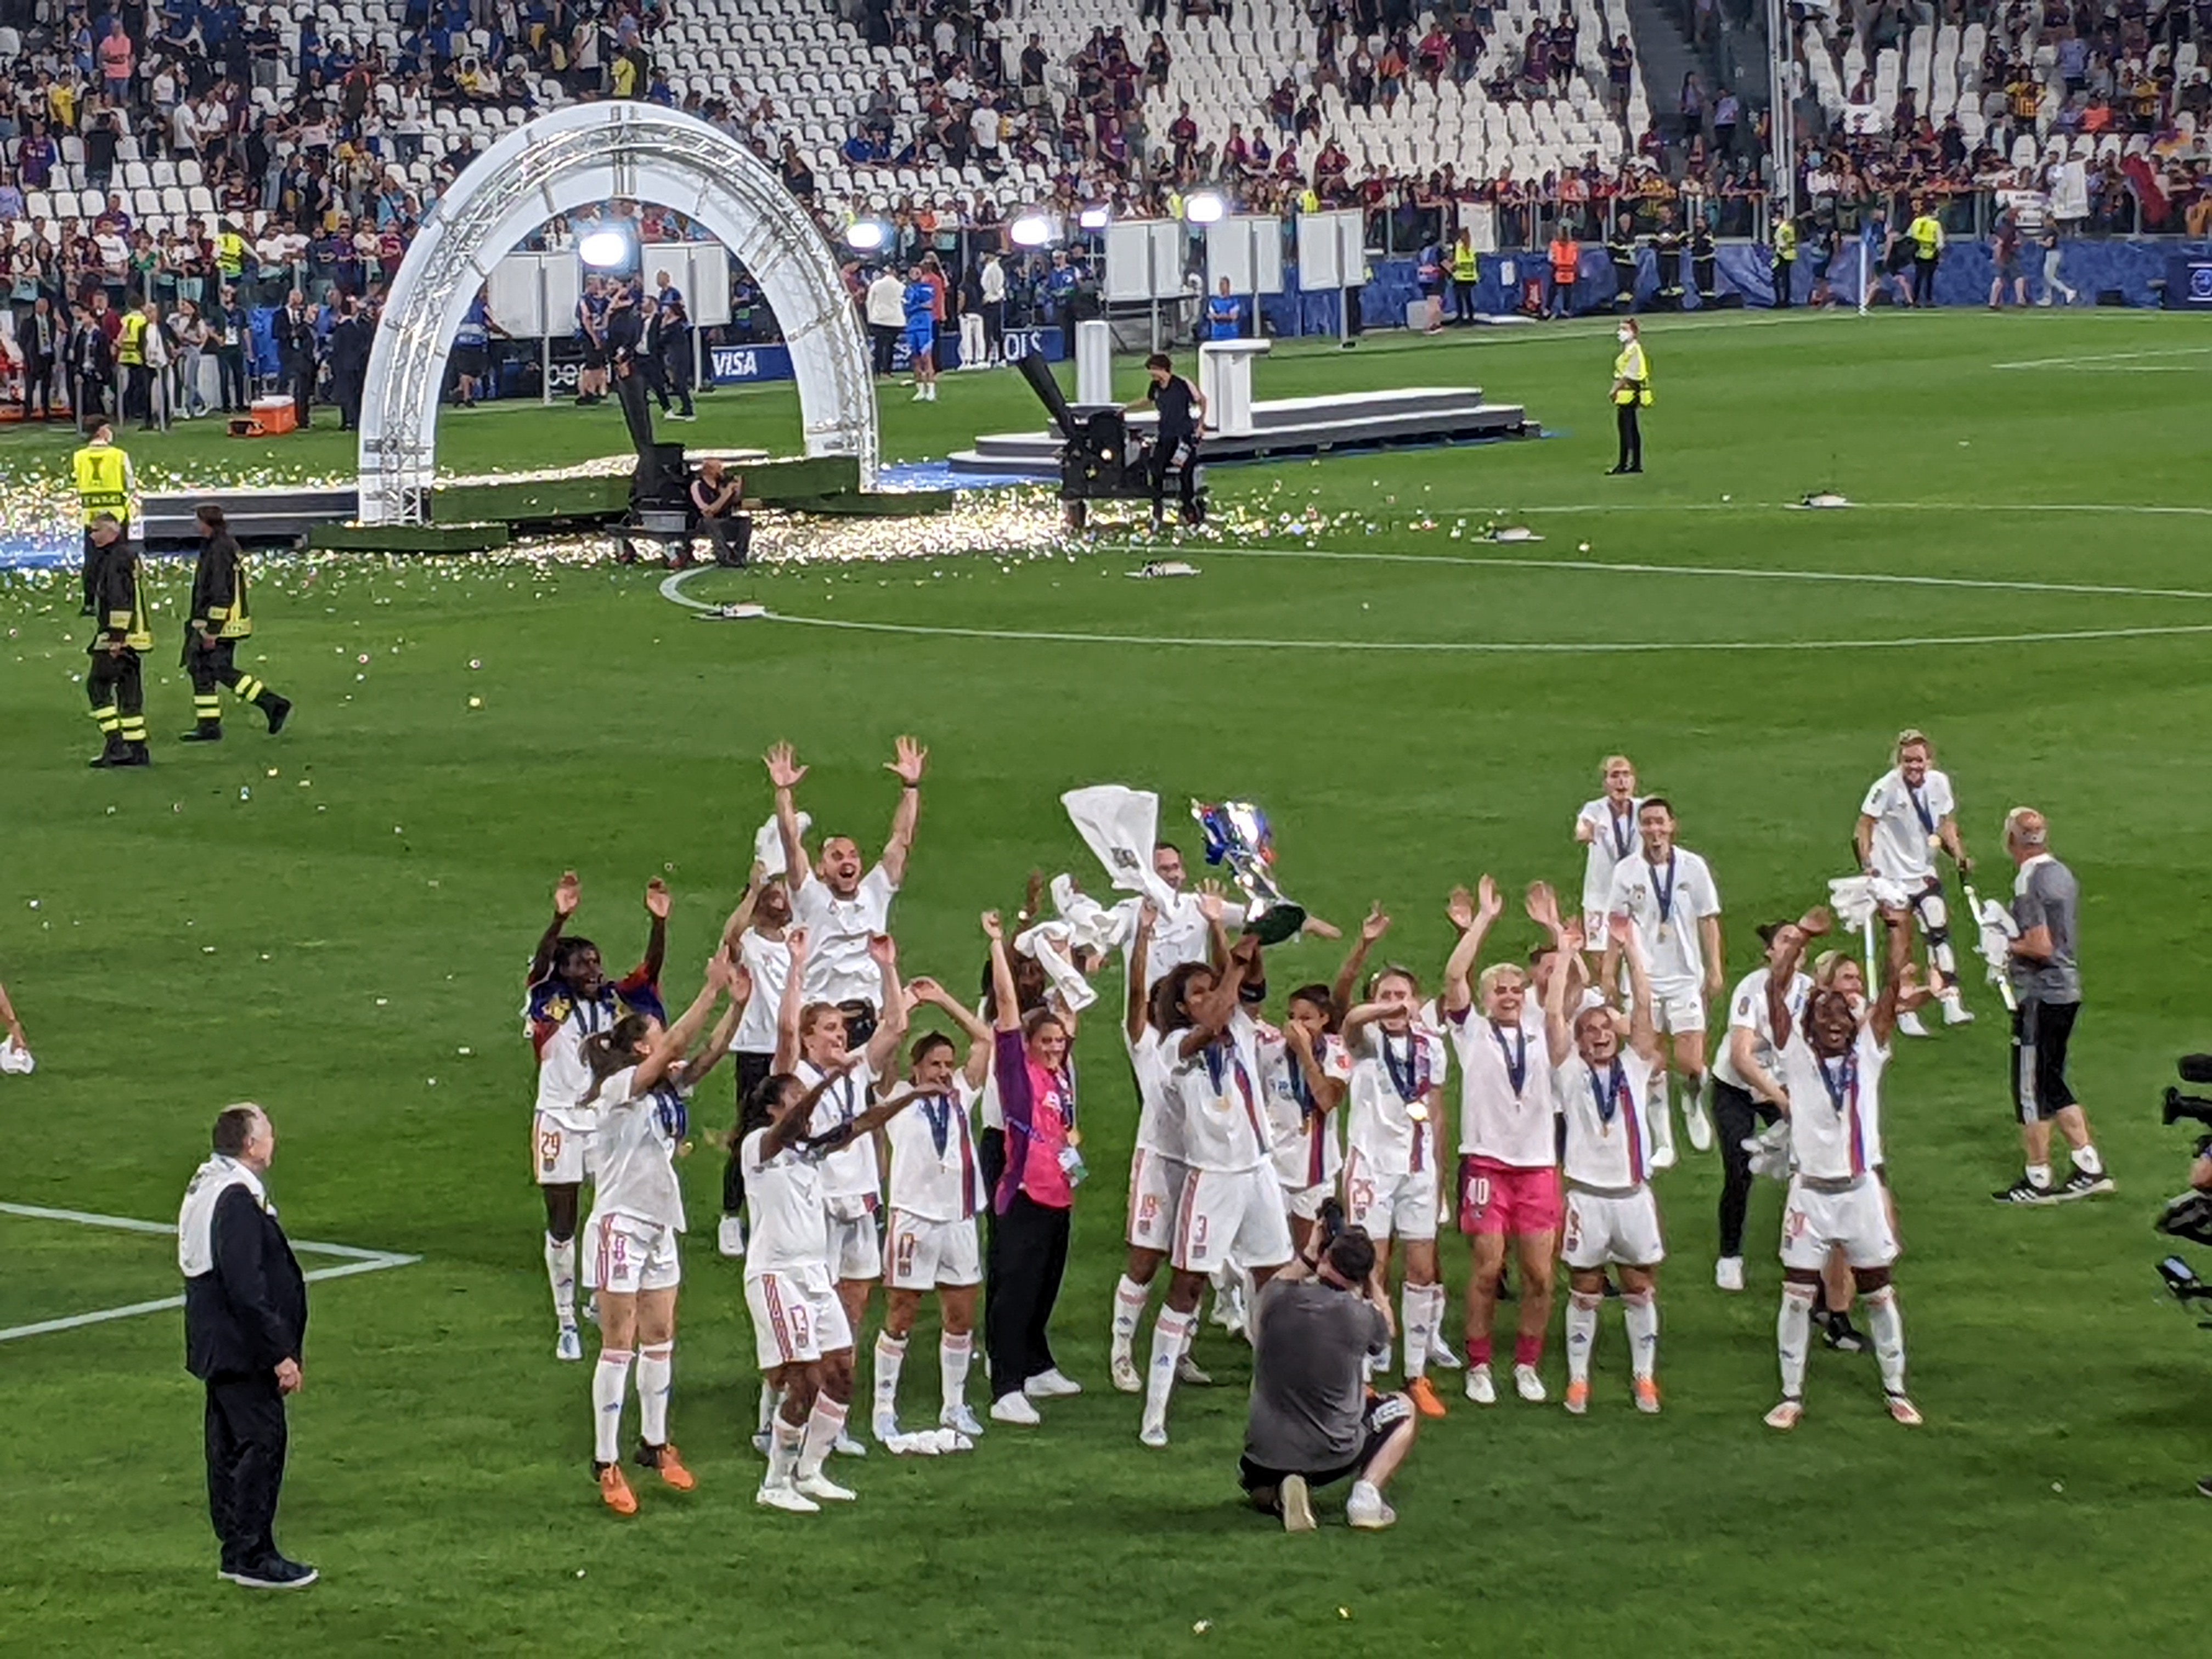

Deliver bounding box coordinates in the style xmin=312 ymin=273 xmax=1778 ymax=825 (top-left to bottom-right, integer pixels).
xmin=0 ymin=1199 xmax=421 ymax=1345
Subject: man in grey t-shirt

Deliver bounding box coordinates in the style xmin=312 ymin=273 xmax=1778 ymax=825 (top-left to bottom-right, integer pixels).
xmin=1993 ymin=808 xmax=2112 ymax=1205
xmin=1240 ymin=1228 xmax=1418 ymax=1532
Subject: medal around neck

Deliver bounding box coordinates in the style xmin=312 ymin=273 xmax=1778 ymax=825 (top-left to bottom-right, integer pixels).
xmin=1191 ymin=798 xmax=1306 ymax=946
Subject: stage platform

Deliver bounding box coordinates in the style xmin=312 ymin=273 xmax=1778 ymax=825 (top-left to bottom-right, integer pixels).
xmin=947 ymin=386 xmax=1532 ymax=478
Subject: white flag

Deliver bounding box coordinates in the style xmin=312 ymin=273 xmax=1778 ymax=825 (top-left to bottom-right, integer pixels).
xmin=1061 ymin=785 xmax=1178 ymax=912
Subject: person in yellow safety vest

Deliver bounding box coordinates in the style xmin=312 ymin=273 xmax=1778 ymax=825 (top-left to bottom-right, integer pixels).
xmin=1906 ymin=198 xmax=1945 ymax=308
xmin=1608 ymin=317 xmax=1651 ymax=476
xmin=116 ymin=304 xmax=154 ymax=424
xmin=1771 ymin=208 xmax=1798 ymax=309
xmin=84 ymin=514 xmax=153 ymax=768
xmin=1449 ymin=228 xmax=1480 ymax=324
xmin=71 ymin=419 xmax=136 ymax=616
xmin=1298 ymin=186 xmax=1319 ymax=215
xmin=216 ymin=222 xmax=248 ymax=283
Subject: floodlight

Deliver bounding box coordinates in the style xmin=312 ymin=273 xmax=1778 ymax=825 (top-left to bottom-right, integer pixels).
xmin=576 ymin=224 xmax=633 ymax=268
xmin=844 ymin=216 xmax=893 ymax=253
xmin=1009 ymin=210 xmax=1055 ymax=247
xmin=1077 ymin=203 xmax=1110 ymax=230
xmin=1185 ymin=191 xmax=1226 ymax=225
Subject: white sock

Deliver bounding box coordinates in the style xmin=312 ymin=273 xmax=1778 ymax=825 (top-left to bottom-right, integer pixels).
xmin=591 ymin=1347 xmax=631 ymax=1464
xmin=766 ymin=1414 xmax=804 ymax=1487
xmin=1401 ymin=1283 xmax=1433 ymax=1380
xmin=2072 ymin=1143 xmax=2103 ymax=1177
xmin=636 ymin=1342 xmax=672 ymax=1444
xmin=757 ymin=1380 xmax=781 ymax=1435
xmin=1564 ymin=1291 xmax=1600 ymax=1385
xmin=940 ymin=1331 xmax=973 ymax=1417
xmin=797 ymin=1396 xmax=848 ymax=1480
xmin=1622 ymin=1290 xmax=1658 ymax=1381
xmin=1646 ymin=1076 xmax=1678 ymax=1161
xmin=1688 ymin=1070 xmax=1709 ymax=1117
xmin=546 ymin=1232 xmax=577 ymax=1327
xmin=1110 ymin=1273 xmax=1150 ymax=1362
xmin=2025 ymin=1162 xmax=2053 ymax=1190
xmin=1778 ymin=1286 xmax=1814 ymax=1399
xmin=1863 ymin=1285 xmax=1907 ymax=1394
xmin=873 ymin=1331 xmax=907 ymax=1422
xmin=1144 ymin=1307 xmax=1195 ymax=1428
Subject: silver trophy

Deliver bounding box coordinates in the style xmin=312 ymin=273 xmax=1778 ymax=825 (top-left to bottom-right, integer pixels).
xmin=1190 ymin=799 xmax=1307 ymax=946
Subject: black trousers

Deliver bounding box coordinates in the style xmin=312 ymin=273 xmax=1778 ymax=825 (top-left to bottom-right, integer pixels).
xmin=721 ymin=1050 xmax=775 ymax=1212
xmin=284 ymin=356 xmax=313 ymax=425
xmin=334 ymin=370 xmax=363 ymax=432
xmin=1772 ymin=256 xmax=1792 ymax=307
xmin=985 ymin=1191 xmax=1070 ymax=1397
xmin=1614 ymin=400 xmax=1641 ymax=470
xmin=1912 ymin=255 xmax=1938 ymax=306
xmin=614 ymin=368 xmax=656 ymax=452
xmin=76 ymin=370 xmax=109 ymax=426
xmin=871 ymin=322 xmax=899 ymax=376
xmin=664 ymin=351 xmax=694 ymax=416
xmin=639 ymin=354 xmax=671 ymax=411
xmin=24 ymin=357 xmax=55 ymax=416
xmin=1451 ymin=276 xmax=1475 ymax=321
xmin=87 ymin=647 xmax=145 ymax=744
xmin=981 ymin=300 xmax=1005 ymax=359
xmin=1712 ymin=1079 xmax=1779 ymax=1257
xmin=1610 ymin=261 xmax=1635 ymax=309
xmin=205 ymin=1370 xmax=289 ymax=1569
xmin=127 ymin=362 xmax=154 ymax=423
xmin=1147 ymin=436 xmax=1200 ymax=523
xmin=187 ymin=634 xmax=252 ymax=697
xmin=695 ymin=513 xmax=752 ymax=567
xmin=218 ymin=347 xmax=248 ymax=411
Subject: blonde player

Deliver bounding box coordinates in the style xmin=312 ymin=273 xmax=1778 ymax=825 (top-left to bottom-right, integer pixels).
xmin=1340 ymin=945 xmax=1452 ymax=1418
xmin=1600 ymin=797 xmax=1723 ymax=1160
xmin=1259 ymin=983 xmax=1350 ymax=1253
xmin=872 ymin=980 xmax=993 ymax=1447
xmin=576 ymin=954 xmax=746 ymax=1516
xmin=1543 ymin=912 xmax=1667 ymax=1415
xmin=1762 ymin=907 xmax=1921 ymax=1430
xmin=1855 ymin=729 xmax=1973 ymax=1035
xmin=1443 ymin=877 xmax=1562 ymax=1407
xmin=1573 ymin=755 xmax=1644 ymax=939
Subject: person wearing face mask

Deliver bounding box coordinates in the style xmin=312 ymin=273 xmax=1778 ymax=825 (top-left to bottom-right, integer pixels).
xmin=1607 ymin=318 xmax=1650 ymax=475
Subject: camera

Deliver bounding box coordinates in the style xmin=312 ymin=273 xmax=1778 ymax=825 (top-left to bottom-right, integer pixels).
xmin=1316 ymin=1194 xmax=1346 ymax=1248
xmin=2153 ymin=1055 xmax=2212 ymax=1293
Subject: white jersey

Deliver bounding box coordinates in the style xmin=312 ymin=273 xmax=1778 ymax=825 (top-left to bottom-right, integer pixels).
xmin=731 ymin=928 xmax=792 ymax=1054
xmin=1345 ymin=1022 xmax=1447 ymax=1178
xmin=1556 ymin=1049 xmax=1658 ymax=1189
xmin=1170 ymin=1009 xmax=1271 ymax=1174
xmin=1259 ymin=1028 xmax=1349 ymax=1189
xmin=1577 ymin=793 xmax=1645 ymax=918
xmin=883 ymin=1077 xmax=984 ymax=1223
xmin=1713 ymin=967 xmax=1812 ymax=1091
xmin=1776 ymin=1024 xmax=1888 ymax=1181
xmin=1115 ymin=891 xmax=1210 ymax=992
xmin=1860 ymin=766 xmax=1955 ymax=886
xmin=1449 ymin=1006 xmax=1556 ymax=1168
xmin=791 ymin=864 xmax=898 ymax=1007
xmin=740 ymin=1125 xmax=833 ymax=1277
xmin=1130 ymin=1027 xmax=1186 ymax=1162
xmin=1604 ymin=847 xmax=1722 ymax=985
xmin=532 ymin=989 xmax=633 ymax=1132
xmin=588 ymin=1064 xmax=690 ymax=1230
xmin=799 ymin=1057 xmax=880 ymax=1203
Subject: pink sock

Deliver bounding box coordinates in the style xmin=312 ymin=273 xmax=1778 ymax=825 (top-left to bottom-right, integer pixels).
xmin=1466 ymin=1333 xmax=1494 ymax=1367
xmin=1514 ymin=1330 xmax=1545 ymax=1368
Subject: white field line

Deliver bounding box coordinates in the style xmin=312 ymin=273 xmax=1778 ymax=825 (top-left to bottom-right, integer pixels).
xmin=1991 ymin=346 xmax=2212 ymax=370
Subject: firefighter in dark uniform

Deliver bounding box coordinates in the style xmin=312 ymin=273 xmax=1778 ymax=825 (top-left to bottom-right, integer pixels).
xmin=1606 ymin=211 xmax=1638 ymax=313
xmin=85 ymin=513 xmax=153 ymax=769
xmin=1690 ymin=218 xmax=1718 ymax=304
xmin=1650 ymin=211 xmax=1685 ymax=309
xmin=182 ymin=504 xmax=292 ymax=742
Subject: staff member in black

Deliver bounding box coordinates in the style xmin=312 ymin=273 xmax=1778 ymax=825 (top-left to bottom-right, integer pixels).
xmin=274 ymin=290 xmax=319 ymax=428
xmin=182 ymin=504 xmax=292 ymax=741
xmin=85 ymin=513 xmax=153 ymax=768
xmin=325 ymin=297 xmax=374 ymax=433
xmin=21 ymin=295 xmax=61 ymax=419
xmin=1124 ymin=352 xmax=1207 ymax=534
xmin=605 ymin=286 xmax=657 ymax=454
xmin=1606 ymin=211 xmax=1638 ymax=312
xmin=1690 ymin=219 xmax=1718 ymax=305
xmin=179 ymin=1103 xmax=315 ymax=1589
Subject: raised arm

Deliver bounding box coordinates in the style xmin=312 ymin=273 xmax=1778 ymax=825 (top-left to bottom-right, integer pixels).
xmin=1541 ymin=920 xmax=1576 ymax=1068
xmin=634 ymin=953 xmax=730 ymax=1093
xmin=639 ymin=877 xmax=670 ymax=984
xmin=675 ymin=969 xmax=752 ymax=1092
xmin=1610 ymin=912 xmax=1660 ymax=1063
xmin=718 ymin=866 xmax=764 ymax=957
xmin=910 ymin=975 xmax=995 ymax=1090
xmin=1125 ymin=901 xmax=1157 ymax=1045
xmin=528 ymin=870 xmax=581 ymax=984
xmin=840 ymin=1085 xmax=929 ymax=1144
xmin=1333 ymin=902 xmax=1390 ymax=1014
xmin=765 ymin=741 xmax=815 ymax=892
xmin=1195 ymin=881 xmax=1233 ymax=970
xmin=1441 ymin=876 xmax=1503 ymax=1017
xmin=1176 ymin=935 xmax=1255 ymax=1060
xmin=1283 ymin=1020 xmax=1347 ymax=1116
xmin=861 ymin=934 xmax=909 ymax=1074
xmin=1765 ymin=908 xmax=1826 ymax=1044
xmin=761 ymin=1058 xmax=853 ymax=1159
xmin=983 ymin=911 xmax=1019 ymax=1034
xmin=879 ymin=735 xmax=927 ymax=887
xmin=773 ymin=926 xmax=811 ymax=1072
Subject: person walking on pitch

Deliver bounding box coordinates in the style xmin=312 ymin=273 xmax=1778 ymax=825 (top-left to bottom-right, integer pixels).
xmin=182 ymin=505 xmax=291 ymax=741
xmin=84 ymin=514 xmax=152 ymax=768
xmin=71 ymin=420 xmax=135 ymax=616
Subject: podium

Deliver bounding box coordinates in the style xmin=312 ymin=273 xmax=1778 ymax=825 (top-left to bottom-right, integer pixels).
xmin=1198 ymin=338 xmax=1270 ymax=437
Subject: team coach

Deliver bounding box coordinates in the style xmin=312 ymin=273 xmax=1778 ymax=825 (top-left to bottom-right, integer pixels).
xmin=179 ymin=1103 xmax=316 ymax=1589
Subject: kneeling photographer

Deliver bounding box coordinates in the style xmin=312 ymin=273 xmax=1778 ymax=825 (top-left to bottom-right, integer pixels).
xmin=2152 ymin=1057 xmax=2212 ymax=1497
xmin=1240 ymin=1218 xmax=1416 ymax=1533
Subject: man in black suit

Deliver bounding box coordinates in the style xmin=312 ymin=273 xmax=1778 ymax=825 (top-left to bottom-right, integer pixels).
xmin=179 ymin=1103 xmax=315 ymax=1590
xmin=274 ymin=291 xmax=319 ymax=429
xmin=21 ymin=296 xmax=61 ymax=419
xmin=326 ymin=298 xmax=374 ymax=432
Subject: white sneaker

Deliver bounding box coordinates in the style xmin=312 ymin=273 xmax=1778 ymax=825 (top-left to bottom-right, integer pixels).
xmin=1649 ymin=1143 xmax=1678 ymax=1172
xmin=1896 ymin=1010 xmax=1929 ymax=1039
xmin=1138 ymin=1417 xmax=1169 ymax=1448
xmin=1346 ymin=1486 xmax=1397 ymax=1530
xmin=716 ymin=1214 xmax=746 ymax=1257
xmin=832 ymin=1432 xmax=868 ymax=1458
xmin=1684 ymin=1094 xmax=1714 ymax=1153
xmin=1110 ymin=1353 xmax=1142 ymax=1393
xmin=911 ymin=388 xmax=928 ymax=401
xmin=872 ymin=1412 xmax=901 ymax=1446
xmin=940 ymin=1403 xmax=985 ymax=1437
xmin=555 ymin=1325 xmax=583 ymax=1362
xmin=1764 ymin=1397 xmax=1804 ymax=1431
xmin=751 ymin=1429 xmax=771 ymax=1455
xmin=1513 ymin=1364 xmax=1547 ymax=1403
xmin=1942 ymin=998 xmax=1974 ymax=1026
xmin=1426 ymin=1335 xmax=1463 ymax=1369
xmin=1175 ymin=1354 xmax=1213 ymax=1386
xmin=794 ymin=1471 xmax=857 ymax=1502
xmin=990 ymin=1392 xmax=1042 ymax=1426
xmin=755 ymin=1481 xmax=820 ymax=1514
xmin=1278 ymin=1473 xmax=1317 ymax=1533
xmin=1025 ymin=1368 xmax=1083 ymax=1400
xmin=1464 ymin=1363 xmax=1497 ymax=1405
xmin=1714 ymin=1256 xmax=1745 ymax=1293
xmin=581 ymin=1296 xmax=599 ymax=1327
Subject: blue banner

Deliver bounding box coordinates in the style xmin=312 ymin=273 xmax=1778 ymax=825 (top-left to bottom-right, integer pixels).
xmin=2168 ymin=256 xmax=2212 ymax=309
xmin=708 ymin=326 xmax=1065 ymax=383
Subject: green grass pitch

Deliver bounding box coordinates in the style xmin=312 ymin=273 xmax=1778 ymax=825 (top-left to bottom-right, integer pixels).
xmin=2 ymin=310 xmax=2208 ymax=1657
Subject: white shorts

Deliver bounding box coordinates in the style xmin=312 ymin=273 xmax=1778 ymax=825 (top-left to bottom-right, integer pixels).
xmin=532 ymin=1112 xmax=592 ymax=1186
xmin=884 ymin=1210 xmax=983 ymax=1289
xmin=1561 ymin=1184 xmax=1665 ymax=1269
xmin=1172 ymin=1165 xmax=1295 ymax=1276
xmin=1781 ymin=1176 xmax=1898 ymax=1272
xmin=746 ymin=1266 xmax=853 ymax=1371
xmin=826 ymin=1205 xmax=882 ymax=1282
xmin=1650 ymin=977 xmax=1707 ymax=1037
xmin=1126 ymin=1147 xmax=1188 ymax=1252
xmin=582 ymin=1210 xmax=681 ymax=1294
xmin=1286 ymin=1180 xmax=1336 ymax=1222
xmin=1342 ymin=1155 xmax=1440 ymax=1244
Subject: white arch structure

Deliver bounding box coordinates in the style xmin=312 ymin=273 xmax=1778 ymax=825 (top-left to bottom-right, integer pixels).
xmin=356 ymin=102 xmax=874 ymax=524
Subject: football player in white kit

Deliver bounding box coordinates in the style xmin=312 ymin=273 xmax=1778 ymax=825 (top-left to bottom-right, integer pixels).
xmin=1710 ymin=923 xmax=1812 ymax=1293
xmin=1138 ymin=935 xmax=1296 ymax=1447
xmin=524 ymin=871 xmax=668 ymax=1362
xmin=1600 ymin=797 xmax=1723 ymax=1162
xmin=872 ymin=979 xmax=995 ymax=1448
xmin=1855 ymin=729 xmax=1974 ymax=1036
xmin=1259 ymin=982 xmax=1350 ymax=1255
xmin=1543 ymin=911 xmax=1668 ymax=1415
xmin=575 ymin=952 xmax=747 ymax=1515
xmin=1573 ymin=754 xmax=1644 ymax=940
xmin=743 ymin=1058 xmax=929 ymax=1511
xmin=1339 ymin=953 xmax=1452 ymax=1419
xmin=1762 ymin=907 xmax=1922 ymax=1430
xmin=1445 ymin=878 xmax=1564 ymax=1407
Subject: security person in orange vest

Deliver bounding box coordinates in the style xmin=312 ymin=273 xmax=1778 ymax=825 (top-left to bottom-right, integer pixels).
xmin=71 ymin=420 xmax=135 ymax=615
xmin=182 ymin=504 xmax=292 ymax=742
xmin=85 ymin=514 xmax=153 ymax=768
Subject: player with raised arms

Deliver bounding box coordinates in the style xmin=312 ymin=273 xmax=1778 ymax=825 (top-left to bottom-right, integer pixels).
xmin=1258 ymin=980 xmax=1350 ymax=1257
xmin=1855 ymin=729 xmax=1974 ymax=1036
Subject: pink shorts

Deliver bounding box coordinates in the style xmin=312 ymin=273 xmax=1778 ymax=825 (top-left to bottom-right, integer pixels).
xmin=1458 ymin=1156 xmax=1562 ymax=1238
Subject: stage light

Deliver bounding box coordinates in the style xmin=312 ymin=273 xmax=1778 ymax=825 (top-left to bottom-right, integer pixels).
xmin=1185 ymin=191 xmax=1226 ymax=225
xmin=1077 ymin=203 xmax=1110 ymax=230
xmin=576 ymin=223 xmax=633 ymax=268
xmin=1009 ymin=210 xmax=1056 ymax=247
xmin=844 ymin=216 xmax=893 ymax=253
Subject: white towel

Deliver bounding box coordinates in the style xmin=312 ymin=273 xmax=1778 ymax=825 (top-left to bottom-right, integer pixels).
xmin=0 ymin=1036 xmax=32 ymax=1076
xmin=754 ymin=809 xmax=814 ymax=879
xmin=1061 ymin=784 xmax=1178 ymax=913
xmin=1014 ymin=921 xmax=1098 ymax=1012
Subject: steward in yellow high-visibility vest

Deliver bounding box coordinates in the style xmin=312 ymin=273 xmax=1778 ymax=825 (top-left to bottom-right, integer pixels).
xmin=1608 ymin=319 xmax=1651 ymax=475
xmin=1771 ymin=211 xmax=1799 ymax=309
xmin=1906 ymin=200 xmax=1945 ymax=307
xmin=84 ymin=514 xmax=152 ymax=768
xmin=71 ymin=420 xmax=134 ymax=615
xmin=182 ymin=503 xmax=292 ymax=742
xmin=1448 ymin=229 xmax=1480 ymax=324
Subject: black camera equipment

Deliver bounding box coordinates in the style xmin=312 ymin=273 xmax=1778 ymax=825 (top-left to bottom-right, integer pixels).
xmin=1316 ymin=1194 xmax=1347 ymax=1248
xmin=1013 ymin=351 xmax=1203 ymax=532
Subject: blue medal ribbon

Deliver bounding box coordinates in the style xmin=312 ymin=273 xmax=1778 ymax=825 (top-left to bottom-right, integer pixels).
xmin=1489 ymin=1020 xmax=1528 ymax=1097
